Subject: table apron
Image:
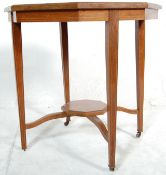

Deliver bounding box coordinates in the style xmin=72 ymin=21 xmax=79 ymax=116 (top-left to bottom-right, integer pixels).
xmin=10 ymin=9 xmax=158 ymax=23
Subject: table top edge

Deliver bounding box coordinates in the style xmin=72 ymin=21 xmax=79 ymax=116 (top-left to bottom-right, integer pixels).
xmin=4 ymin=2 xmax=162 ymax=12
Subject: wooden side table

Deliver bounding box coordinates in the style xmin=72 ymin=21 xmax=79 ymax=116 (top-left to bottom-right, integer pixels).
xmin=5 ymin=2 xmax=161 ymax=170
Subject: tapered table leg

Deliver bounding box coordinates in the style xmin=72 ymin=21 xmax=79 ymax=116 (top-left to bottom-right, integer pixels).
xmin=105 ymin=10 xmax=119 ymax=171
xmin=135 ymin=20 xmax=145 ymax=137
xmin=59 ymin=22 xmax=70 ymax=126
xmin=11 ymin=21 xmax=27 ymax=150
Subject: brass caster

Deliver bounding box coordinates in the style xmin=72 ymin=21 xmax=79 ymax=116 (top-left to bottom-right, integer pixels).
xmin=109 ymin=166 xmax=115 ymax=171
xmin=64 ymin=120 xmax=70 ymax=126
xmin=22 ymin=148 xmax=26 ymax=151
xmin=64 ymin=117 xmax=70 ymax=126
xmin=136 ymin=131 xmax=141 ymax=138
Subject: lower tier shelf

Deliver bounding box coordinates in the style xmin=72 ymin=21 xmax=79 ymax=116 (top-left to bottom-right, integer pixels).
xmin=61 ymin=99 xmax=107 ymax=117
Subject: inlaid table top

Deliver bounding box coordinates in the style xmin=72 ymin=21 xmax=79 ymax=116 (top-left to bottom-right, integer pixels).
xmin=5 ymin=2 xmax=161 ymax=12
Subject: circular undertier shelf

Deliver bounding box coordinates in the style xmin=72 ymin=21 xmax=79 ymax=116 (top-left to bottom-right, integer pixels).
xmin=61 ymin=100 xmax=107 ymax=117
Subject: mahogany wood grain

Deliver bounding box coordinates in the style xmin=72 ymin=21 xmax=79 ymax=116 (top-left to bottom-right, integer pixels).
xmin=87 ymin=116 xmax=108 ymax=142
xmin=105 ymin=10 xmax=119 ymax=170
xmin=118 ymin=9 xmax=144 ymax=20
xmin=12 ymin=10 xmax=109 ymax=23
xmin=11 ymin=9 xmax=158 ymax=23
xmin=7 ymin=1 xmax=161 ymax=171
xmin=11 ymin=21 xmax=27 ymax=150
xmin=61 ymin=100 xmax=107 ymax=117
xmin=135 ymin=20 xmax=145 ymax=133
xmin=5 ymin=2 xmax=161 ymax=12
xmin=26 ymin=111 xmax=108 ymax=142
xmin=25 ymin=105 xmax=138 ymax=130
xmin=26 ymin=112 xmax=66 ymax=129
xmin=117 ymin=106 xmax=137 ymax=114
xmin=61 ymin=99 xmax=137 ymax=115
xmin=60 ymin=22 xmax=71 ymax=125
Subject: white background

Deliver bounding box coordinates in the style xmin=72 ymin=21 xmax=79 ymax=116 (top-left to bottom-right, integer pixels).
xmin=0 ymin=0 xmax=166 ymax=175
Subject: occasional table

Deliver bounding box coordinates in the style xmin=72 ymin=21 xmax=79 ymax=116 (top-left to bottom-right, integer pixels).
xmin=5 ymin=2 xmax=161 ymax=170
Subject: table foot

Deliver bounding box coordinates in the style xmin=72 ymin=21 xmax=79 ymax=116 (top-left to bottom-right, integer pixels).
xmin=109 ymin=166 xmax=115 ymax=171
xmin=136 ymin=131 xmax=141 ymax=138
